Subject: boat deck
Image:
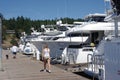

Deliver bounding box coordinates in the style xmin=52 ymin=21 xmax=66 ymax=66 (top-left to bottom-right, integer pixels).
xmin=0 ymin=50 xmax=91 ymax=80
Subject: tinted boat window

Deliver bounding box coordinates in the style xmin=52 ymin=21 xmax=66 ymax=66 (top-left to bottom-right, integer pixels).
xmin=67 ymin=33 xmax=89 ymax=37
xmin=82 ymin=48 xmax=93 ymax=51
xmin=85 ymin=16 xmax=105 ymax=22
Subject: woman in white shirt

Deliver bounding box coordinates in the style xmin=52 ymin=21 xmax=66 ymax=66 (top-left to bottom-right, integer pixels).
xmin=42 ymin=44 xmax=51 ymax=73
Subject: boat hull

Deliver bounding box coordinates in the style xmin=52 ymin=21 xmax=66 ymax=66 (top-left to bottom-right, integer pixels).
xmin=31 ymin=41 xmax=81 ymax=58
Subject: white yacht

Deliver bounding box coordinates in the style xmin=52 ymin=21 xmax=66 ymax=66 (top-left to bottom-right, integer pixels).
xmin=30 ymin=13 xmax=110 ymax=59
xmin=60 ymin=12 xmax=120 ymax=65
xmin=84 ymin=0 xmax=120 ymax=80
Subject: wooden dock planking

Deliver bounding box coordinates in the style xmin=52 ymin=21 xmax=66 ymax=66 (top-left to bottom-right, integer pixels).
xmin=0 ymin=50 xmax=91 ymax=80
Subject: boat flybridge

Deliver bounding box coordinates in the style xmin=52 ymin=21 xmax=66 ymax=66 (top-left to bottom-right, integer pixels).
xmin=25 ymin=20 xmax=75 ymax=42
xmin=84 ymin=0 xmax=120 ymax=80
xmin=56 ymin=13 xmax=107 ymax=42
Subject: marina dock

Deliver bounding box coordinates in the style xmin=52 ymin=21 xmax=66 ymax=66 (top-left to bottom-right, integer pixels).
xmin=0 ymin=50 xmax=91 ymax=80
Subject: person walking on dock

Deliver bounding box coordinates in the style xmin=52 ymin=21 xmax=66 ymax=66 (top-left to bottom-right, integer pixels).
xmin=5 ymin=53 xmax=9 ymax=59
xmin=11 ymin=44 xmax=18 ymax=59
xmin=41 ymin=44 xmax=51 ymax=73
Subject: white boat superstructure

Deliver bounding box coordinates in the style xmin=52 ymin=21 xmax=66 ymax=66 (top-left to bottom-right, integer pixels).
xmin=55 ymin=13 xmax=107 ymax=42
xmin=61 ymin=45 xmax=95 ymax=64
xmin=84 ymin=32 xmax=120 ymax=79
xmin=60 ymin=13 xmax=120 ymax=65
xmin=25 ymin=20 xmax=74 ymax=42
xmin=84 ymin=0 xmax=120 ymax=80
xmin=30 ymin=13 xmax=115 ymax=60
xmin=102 ymin=0 xmax=120 ymax=80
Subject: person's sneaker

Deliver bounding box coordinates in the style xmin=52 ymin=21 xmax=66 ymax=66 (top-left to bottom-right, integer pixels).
xmin=47 ymin=70 xmax=51 ymax=73
xmin=43 ymin=69 xmax=47 ymax=72
xmin=40 ymin=69 xmax=46 ymax=72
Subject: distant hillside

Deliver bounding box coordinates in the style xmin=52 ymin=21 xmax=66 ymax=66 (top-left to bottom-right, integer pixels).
xmin=2 ymin=34 xmax=18 ymax=49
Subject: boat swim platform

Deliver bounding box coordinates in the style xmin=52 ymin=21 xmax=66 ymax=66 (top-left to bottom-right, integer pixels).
xmin=0 ymin=50 xmax=91 ymax=80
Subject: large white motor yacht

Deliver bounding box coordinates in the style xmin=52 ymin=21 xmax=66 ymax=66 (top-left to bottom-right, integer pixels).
xmin=30 ymin=13 xmax=109 ymax=59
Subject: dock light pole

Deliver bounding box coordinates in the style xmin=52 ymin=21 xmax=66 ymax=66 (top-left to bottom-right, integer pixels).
xmin=0 ymin=15 xmax=3 ymax=71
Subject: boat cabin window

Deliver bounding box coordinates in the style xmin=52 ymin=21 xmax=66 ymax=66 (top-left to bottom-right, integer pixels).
xmin=50 ymin=28 xmax=54 ymax=31
xmin=67 ymin=33 xmax=89 ymax=37
xmin=57 ymin=26 xmax=69 ymax=31
xmin=68 ymin=45 xmax=83 ymax=48
xmin=82 ymin=48 xmax=93 ymax=52
xmin=52 ymin=37 xmax=60 ymax=40
xmin=40 ymin=28 xmax=45 ymax=32
xmin=68 ymin=43 xmax=88 ymax=48
xmin=85 ymin=16 xmax=105 ymax=22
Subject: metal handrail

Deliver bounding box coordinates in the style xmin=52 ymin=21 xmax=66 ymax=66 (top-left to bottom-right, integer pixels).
xmin=87 ymin=53 xmax=104 ymax=73
xmin=93 ymin=54 xmax=104 ymax=73
xmin=68 ymin=54 xmax=75 ymax=64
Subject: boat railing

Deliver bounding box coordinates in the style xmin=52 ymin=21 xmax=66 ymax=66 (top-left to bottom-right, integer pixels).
xmin=68 ymin=54 xmax=76 ymax=64
xmin=87 ymin=54 xmax=93 ymax=68
xmin=87 ymin=54 xmax=104 ymax=72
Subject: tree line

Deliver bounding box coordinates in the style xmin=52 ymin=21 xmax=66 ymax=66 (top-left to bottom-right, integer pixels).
xmin=1 ymin=14 xmax=84 ymax=46
xmin=2 ymin=16 xmax=84 ymax=37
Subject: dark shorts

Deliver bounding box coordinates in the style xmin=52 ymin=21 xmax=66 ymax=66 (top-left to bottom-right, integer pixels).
xmin=13 ymin=52 xmax=17 ymax=55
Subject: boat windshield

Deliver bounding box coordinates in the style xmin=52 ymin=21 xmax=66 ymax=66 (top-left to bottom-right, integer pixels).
xmin=85 ymin=16 xmax=105 ymax=22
